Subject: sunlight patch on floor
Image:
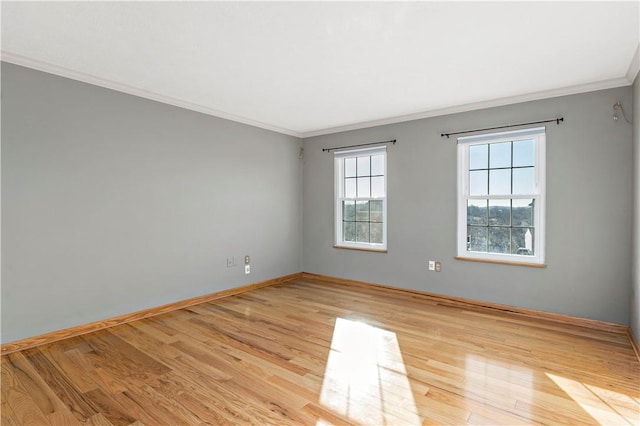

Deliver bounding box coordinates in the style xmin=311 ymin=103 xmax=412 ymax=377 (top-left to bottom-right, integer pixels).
xmin=464 ymin=354 xmax=534 ymax=404
xmin=546 ymin=373 xmax=639 ymax=425
xmin=318 ymin=318 xmax=420 ymax=425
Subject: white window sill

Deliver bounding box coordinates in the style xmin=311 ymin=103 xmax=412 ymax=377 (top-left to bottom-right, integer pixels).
xmin=455 ymin=256 xmax=546 ymax=268
xmin=334 ymin=245 xmax=387 ymax=253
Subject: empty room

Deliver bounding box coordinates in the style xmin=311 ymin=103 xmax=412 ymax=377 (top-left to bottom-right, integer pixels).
xmin=2 ymin=1 xmax=639 ymax=425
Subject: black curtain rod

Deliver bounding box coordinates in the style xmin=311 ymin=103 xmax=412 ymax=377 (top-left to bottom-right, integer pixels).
xmin=322 ymin=139 xmax=397 ymax=152
xmin=441 ymin=117 xmax=564 ymax=139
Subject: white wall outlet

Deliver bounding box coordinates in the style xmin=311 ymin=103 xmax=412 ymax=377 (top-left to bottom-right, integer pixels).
xmin=245 ymin=264 xmax=251 ymax=274
xmin=428 ymin=260 xmax=435 ymax=271
xmin=435 ymin=261 xmax=442 ymax=272
xmin=245 ymin=255 xmax=250 ymax=265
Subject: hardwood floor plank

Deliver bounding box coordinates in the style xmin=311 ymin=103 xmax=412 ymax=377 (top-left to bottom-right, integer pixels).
xmin=184 ymin=317 xmax=310 ymax=376
xmin=82 ymin=388 xmax=138 ymax=426
xmin=129 ymin=383 xmax=207 ymax=424
xmin=145 ymin=371 xmax=239 ymax=424
xmin=168 ymin=340 xmax=243 ymax=381
xmin=3 ymin=277 xmax=639 ymax=425
xmin=87 ymin=368 xmax=130 ymax=396
xmin=84 ymin=413 xmax=115 ymax=426
xmin=2 ymin=351 xmax=80 ymax=425
xmin=0 ymin=402 xmax=25 ymax=426
xmin=2 ymin=353 xmax=56 ymax=419
xmin=46 ymin=344 xmax=99 ymax=394
xmin=113 ymin=323 xmax=186 ymax=362
xmin=21 ymin=347 xmax=100 ymax=422
xmin=300 ymin=402 xmax=358 ymax=426
xmin=151 ymin=370 xmax=291 ymax=424
xmin=1 ymin=356 xmax=52 ymax=426
xmin=513 ymin=398 xmax=601 ymax=425
xmin=425 ymin=387 xmax=534 ymax=426
xmin=81 ymin=332 xmax=170 ymax=377
xmin=192 ymin=355 xmax=315 ymax=425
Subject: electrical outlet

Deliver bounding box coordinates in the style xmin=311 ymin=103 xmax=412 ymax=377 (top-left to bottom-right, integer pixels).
xmin=428 ymin=260 xmax=435 ymax=271
xmin=245 ymin=264 xmax=251 ymax=274
xmin=226 ymin=257 xmax=234 ymax=268
xmin=435 ymin=261 xmax=442 ymax=272
xmin=245 ymin=255 xmax=250 ymax=265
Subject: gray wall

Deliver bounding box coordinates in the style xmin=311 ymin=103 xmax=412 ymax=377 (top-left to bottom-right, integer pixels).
xmin=3 ymin=61 xmax=635 ymax=345
xmin=632 ymin=75 xmax=640 ymax=341
xmin=303 ymin=87 xmax=633 ymax=324
xmin=1 ymin=63 xmax=303 ymax=343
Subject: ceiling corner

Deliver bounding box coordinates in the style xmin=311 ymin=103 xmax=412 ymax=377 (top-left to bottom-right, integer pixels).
xmin=626 ymin=43 xmax=640 ymax=84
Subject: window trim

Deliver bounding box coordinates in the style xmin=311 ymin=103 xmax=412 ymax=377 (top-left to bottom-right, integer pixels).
xmin=334 ymin=146 xmax=387 ymax=251
xmin=456 ymin=127 xmax=546 ymax=265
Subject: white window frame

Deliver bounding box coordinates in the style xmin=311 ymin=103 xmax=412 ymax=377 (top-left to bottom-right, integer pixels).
xmin=334 ymin=146 xmax=387 ymax=251
xmin=457 ymin=127 xmax=546 ymax=265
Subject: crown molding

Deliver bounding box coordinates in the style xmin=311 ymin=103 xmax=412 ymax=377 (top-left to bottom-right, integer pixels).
xmin=1 ymin=52 xmax=303 ymax=138
xmin=3 ymin=51 xmax=633 ymax=141
xmin=302 ymin=77 xmax=632 ymax=138
xmin=626 ymin=43 xmax=640 ymax=84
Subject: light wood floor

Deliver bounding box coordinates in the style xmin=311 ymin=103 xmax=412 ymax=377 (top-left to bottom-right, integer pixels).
xmin=2 ymin=276 xmax=639 ymax=425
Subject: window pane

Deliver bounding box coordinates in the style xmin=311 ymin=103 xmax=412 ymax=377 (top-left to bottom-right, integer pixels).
xmin=513 ymin=167 xmax=535 ymax=194
xmin=371 ymin=176 xmax=384 ymax=198
xmin=468 ymin=226 xmax=487 ymax=252
xmin=469 ymin=144 xmax=488 ymax=170
xmin=489 ymin=169 xmax=511 ymax=195
xmin=345 ymin=178 xmax=356 ymax=198
xmin=343 ymin=221 xmax=356 ymax=242
xmin=356 ymin=201 xmax=370 ymax=221
xmin=488 ymin=227 xmax=510 ymax=254
xmin=467 ymin=199 xmax=488 ymax=225
xmin=336 ymin=148 xmax=387 ymax=249
xmin=370 ymin=200 xmax=383 ymax=222
xmin=470 ymin=170 xmax=488 ymax=195
xmin=370 ymin=223 xmax=383 ymax=244
xmin=489 ymin=200 xmax=511 ymax=226
xmin=345 ymin=158 xmax=356 ymax=178
xmin=511 ymin=227 xmax=534 ymax=255
xmin=512 ymin=199 xmax=534 ymax=227
xmin=371 ymin=155 xmax=384 ymax=175
xmin=356 ymin=222 xmax=370 ymax=243
xmin=489 ymin=142 xmax=511 ymax=168
xmin=458 ymin=130 xmax=543 ymax=261
xmin=357 ymin=156 xmax=370 ymax=177
xmin=343 ymin=200 xmax=355 ymax=221
xmin=513 ymin=139 xmax=535 ymax=167
xmin=357 ymin=177 xmax=370 ymax=197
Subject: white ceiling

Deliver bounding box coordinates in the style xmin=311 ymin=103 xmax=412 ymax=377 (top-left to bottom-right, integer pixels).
xmin=2 ymin=2 xmax=639 ymax=138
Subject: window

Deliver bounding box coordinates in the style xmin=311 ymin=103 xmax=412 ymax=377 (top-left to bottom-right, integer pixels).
xmin=457 ymin=127 xmax=545 ymax=265
xmin=335 ymin=147 xmax=387 ymax=251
